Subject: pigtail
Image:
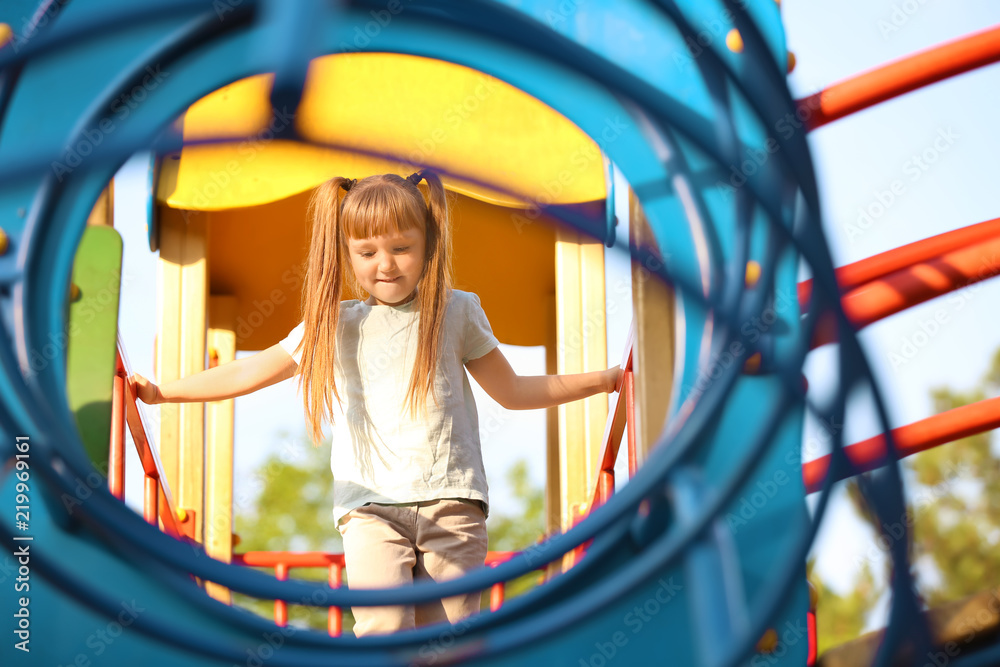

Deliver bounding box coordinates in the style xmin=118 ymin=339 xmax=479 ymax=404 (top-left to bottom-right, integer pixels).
xmin=406 ymin=169 xmax=453 ymax=419
xmin=297 ymin=176 xmax=352 ymax=446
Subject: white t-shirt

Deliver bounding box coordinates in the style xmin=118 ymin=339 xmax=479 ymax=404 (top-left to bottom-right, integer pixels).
xmin=278 ymin=289 xmax=499 ymax=528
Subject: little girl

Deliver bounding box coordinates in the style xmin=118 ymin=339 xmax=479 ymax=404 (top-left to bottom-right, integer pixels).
xmin=130 ymin=170 xmax=621 ymax=637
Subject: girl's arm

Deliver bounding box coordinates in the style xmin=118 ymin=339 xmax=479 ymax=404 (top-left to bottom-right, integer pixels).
xmin=465 ymin=347 xmax=621 ymax=411
xmin=129 ymin=344 xmax=298 ymax=404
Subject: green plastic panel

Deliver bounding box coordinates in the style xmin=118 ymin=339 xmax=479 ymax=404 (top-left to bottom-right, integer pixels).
xmin=66 ymin=225 xmax=123 ymax=470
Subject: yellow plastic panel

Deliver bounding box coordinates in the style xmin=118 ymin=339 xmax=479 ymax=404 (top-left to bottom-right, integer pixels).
xmin=160 ymin=53 xmax=605 ymax=210
xmin=191 ymin=188 xmax=569 ymax=351
xmin=450 ymin=193 xmax=558 ymax=347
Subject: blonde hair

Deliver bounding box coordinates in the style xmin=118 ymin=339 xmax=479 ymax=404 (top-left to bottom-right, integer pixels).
xmin=294 ymin=172 xmax=453 ymax=445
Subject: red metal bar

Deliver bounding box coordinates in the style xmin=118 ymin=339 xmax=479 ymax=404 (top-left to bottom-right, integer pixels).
xmin=798 ymin=24 xmax=1000 ymax=130
xmin=233 ymin=551 xmax=345 ymax=568
xmin=596 ymin=470 xmax=614 ymax=506
xmin=488 ymin=556 xmax=511 ymax=612
xmin=234 ymin=551 xmax=524 ymax=626
xmin=490 ymin=581 xmax=506 ymax=612
xmin=589 ymin=390 xmax=628 ymax=512
xmin=329 ymin=565 xmax=342 ymax=637
xmin=144 ymin=476 xmax=159 ymax=525
xmin=484 ymin=551 xmax=516 ymax=567
xmin=585 ymin=324 xmax=636 ymax=514
xmin=798 ymin=217 xmax=1000 ymax=306
xmin=156 ymin=487 xmax=181 ymax=538
xmin=117 ymin=345 xmax=183 ymax=539
xmin=802 ymin=395 xmax=1000 ymax=493
xmin=235 ymin=549 xmax=517 ymax=569
xmin=567 ymin=509 xmax=588 ymax=569
xmin=109 ymin=372 xmax=126 ymax=500
xmin=626 ymin=371 xmax=637 ymax=478
xmin=807 ymin=581 xmax=818 ymax=665
xmin=810 ymin=234 xmax=1000 ymax=347
xmin=598 ymin=393 xmax=628 ymax=474
xmin=274 ymin=562 xmax=288 ymax=627
xmin=807 ymin=611 xmax=817 ymax=666
xmin=618 ymin=321 xmax=635 ymax=390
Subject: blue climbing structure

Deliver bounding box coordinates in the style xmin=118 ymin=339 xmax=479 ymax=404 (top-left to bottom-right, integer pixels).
xmin=7 ymin=0 xmax=995 ymax=665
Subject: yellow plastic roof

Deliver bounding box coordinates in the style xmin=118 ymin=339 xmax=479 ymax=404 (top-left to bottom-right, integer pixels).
xmin=158 ymin=53 xmax=606 ymax=210
xmin=189 ymin=190 xmax=562 ymax=351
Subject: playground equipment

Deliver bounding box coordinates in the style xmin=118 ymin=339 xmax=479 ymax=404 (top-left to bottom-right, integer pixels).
xmin=1 ymin=1 xmax=999 ymax=665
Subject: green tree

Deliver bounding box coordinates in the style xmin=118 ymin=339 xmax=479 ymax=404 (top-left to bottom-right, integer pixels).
xmin=808 ymin=558 xmax=881 ymax=655
xmin=811 ymin=347 xmax=1000 ymax=654
xmin=486 ymin=459 xmax=546 ymax=551
xmin=232 ymin=435 xmax=347 ymax=632
xmin=484 ymin=459 xmax=547 ymax=603
xmin=905 ymin=347 xmax=1000 ymax=606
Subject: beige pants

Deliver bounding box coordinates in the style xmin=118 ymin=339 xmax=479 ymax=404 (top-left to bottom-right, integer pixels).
xmin=340 ymin=498 xmax=488 ymax=637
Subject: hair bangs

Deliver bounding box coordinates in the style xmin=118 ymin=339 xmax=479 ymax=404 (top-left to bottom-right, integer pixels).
xmin=341 ymin=178 xmax=425 ymax=240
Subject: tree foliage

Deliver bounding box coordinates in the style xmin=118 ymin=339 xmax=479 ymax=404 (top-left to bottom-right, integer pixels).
xmin=809 ymin=558 xmax=881 ymax=655
xmin=482 ymin=459 xmax=547 ymax=603
xmin=231 ymin=435 xmax=346 ymax=632
xmin=812 ymin=347 xmax=1000 ymax=654
xmin=906 ymin=348 xmax=1000 ymax=606
xmin=485 ymin=459 xmax=546 ymax=551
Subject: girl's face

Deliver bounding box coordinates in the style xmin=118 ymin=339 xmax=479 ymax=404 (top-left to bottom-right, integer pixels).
xmin=347 ymin=227 xmax=426 ymax=307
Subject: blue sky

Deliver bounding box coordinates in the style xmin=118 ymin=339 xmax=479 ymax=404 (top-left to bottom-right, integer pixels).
xmin=787 ymin=0 xmax=1000 ymax=621
xmin=113 ymin=0 xmax=1000 ymax=628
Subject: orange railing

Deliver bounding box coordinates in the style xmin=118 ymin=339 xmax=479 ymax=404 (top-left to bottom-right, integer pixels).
xmin=109 ymin=337 xmax=548 ymax=627
xmin=804 ymin=217 xmax=1000 ymax=348
xmin=798 ymin=24 xmax=1000 ymax=130
xmin=803 ymin=395 xmax=1000 ymax=494
xmin=591 ymin=322 xmax=638 ymax=512
xmin=485 ymin=551 xmax=517 ymax=612
xmin=230 ymin=549 xmax=524 ymax=634
xmin=231 ymin=551 xmax=347 ymax=634
xmin=110 ymin=337 xmax=188 ymax=541
xmin=562 ymin=322 xmax=637 ymax=568
xmin=798 ymin=217 xmax=1000 ymax=305
xmin=797 ymin=217 xmax=1000 ymax=488
xmin=788 ymin=24 xmax=1000 ymax=496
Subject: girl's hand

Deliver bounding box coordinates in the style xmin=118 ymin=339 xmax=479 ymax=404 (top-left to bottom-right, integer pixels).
xmin=604 ymin=366 xmax=624 ymax=394
xmin=129 ymin=373 xmax=162 ymax=405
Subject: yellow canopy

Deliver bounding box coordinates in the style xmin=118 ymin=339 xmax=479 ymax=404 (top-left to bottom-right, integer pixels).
xmin=157 ymin=53 xmax=606 ymax=209
xmin=172 ymin=189 xmax=562 ymax=351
